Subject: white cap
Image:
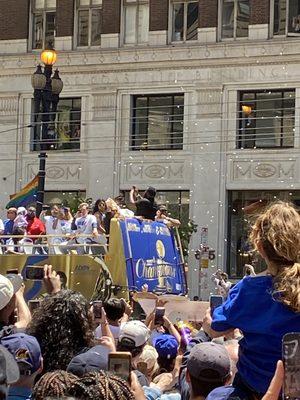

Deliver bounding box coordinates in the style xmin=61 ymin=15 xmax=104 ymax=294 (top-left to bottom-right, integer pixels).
xmin=17 ymin=207 xmax=26 ymax=215
xmin=119 ymin=320 xmax=150 ymax=347
xmin=0 ymin=275 xmax=22 ymax=311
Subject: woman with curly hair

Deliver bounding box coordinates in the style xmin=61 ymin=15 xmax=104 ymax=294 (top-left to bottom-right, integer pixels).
xmin=27 ymin=290 xmax=94 ymax=372
xmin=67 ymin=370 xmax=142 ymax=400
xmin=32 ymin=370 xmax=78 ymax=400
xmin=203 ymin=201 xmax=300 ymax=398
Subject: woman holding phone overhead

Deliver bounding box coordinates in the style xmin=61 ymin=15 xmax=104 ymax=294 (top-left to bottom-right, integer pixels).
xmin=203 ymin=202 xmax=300 ymax=398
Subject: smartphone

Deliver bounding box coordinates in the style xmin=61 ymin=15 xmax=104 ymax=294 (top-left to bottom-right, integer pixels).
xmin=92 ymin=301 xmax=102 ymax=319
xmin=210 ymin=295 xmax=223 ymax=314
xmin=6 ymin=269 xmax=19 ymax=275
xmin=25 ymin=266 xmax=44 ymax=281
xmin=154 ymin=307 xmax=165 ymax=325
xmin=28 ymin=299 xmax=41 ymax=312
xmin=42 ymin=205 xmax=50 ymax=210
xmin=108 ymin=352 xmax=132 ymax=382
xmin=282 ymin=332 xmax=300 ymax=400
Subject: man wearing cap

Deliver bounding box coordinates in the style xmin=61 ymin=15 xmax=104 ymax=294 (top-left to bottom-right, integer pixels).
xmin=153 ymin=334 xmax=179 ymax=374
xmin=0 ymin=275 xmax=31 ymax=337
xmin=117 ymin=320 xmax=151 ymax=386
xmin=1 ymin=333 xmax=42 ymax=400
xmin=67 ymin=344 xmax=111 ymax=377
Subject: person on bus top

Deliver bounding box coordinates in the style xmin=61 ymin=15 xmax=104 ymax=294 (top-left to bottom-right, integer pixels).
xmin=129 ymin=186 xmax=158 ymax=221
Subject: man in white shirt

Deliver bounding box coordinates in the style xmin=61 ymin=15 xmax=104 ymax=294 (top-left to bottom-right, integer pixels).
xmin=71 ymin=203 xmax=99 ymax=254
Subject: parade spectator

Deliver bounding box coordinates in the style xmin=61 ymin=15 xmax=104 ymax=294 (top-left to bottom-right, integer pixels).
xmin=26 ymin=290 xmax=94 ymax=372
xmin=1 ymin=333 xmax=42 ymax=400
xmin=130 ymin=186 xmax=158 ymax=221
xmin=155 ymin=205 xmax=181 ymax=228
xmin=66 ymin=371 xmax=139 ymax=400
xmin=95 ymin=298 xmax=127 ymax=341
xmin=203 ymin=201 xmax=300 ymax=397
xmin=0 ymin=274 xmax=30 ymax=337
xmin=0 ymin=344 xmax=20 ymax=400
xmin=67 ymin=344 xmax=111 ymax=376
xmin=13 ymin=208 xmax=27 ymax=231
xmin=31 ymin=370 xmax=78 ymax=400
xmin=153 ymin=334 xmax=179 ymax=375
xmin=135 ymin=345 xmax=159 ymax=382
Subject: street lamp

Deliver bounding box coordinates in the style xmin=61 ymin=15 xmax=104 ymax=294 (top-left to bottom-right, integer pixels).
xmin=31 ymin=47 xmax=63 ymax=216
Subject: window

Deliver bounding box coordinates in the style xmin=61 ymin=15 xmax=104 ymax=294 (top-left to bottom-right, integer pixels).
xmin=77 ymin=0 xmax=102 ymax=47
xmin=32 ymin=0 xmax=56 ymax=49
xmin=238 ymin=89 xmax=295 ymax=149
xmin=124 ymin=0 xmax=149 ymax=45
xmin=273 ymin=0 xmax=300 ymax=36
xmin=171 ymin=1 xmax=199 ymax=42
xmin=31 ymin=98 xmax=81 ymax=151
xmin=220 ymin=0 xmax=249 ymax=39
xmin=131 ymin=94 xmax=184 ymax=151
xmin=227 ymin=190 xmax=300 ymax=278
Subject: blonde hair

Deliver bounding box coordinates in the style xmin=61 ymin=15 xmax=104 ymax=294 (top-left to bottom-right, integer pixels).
xmin=249 ymin=201 xmax=300 ymax=312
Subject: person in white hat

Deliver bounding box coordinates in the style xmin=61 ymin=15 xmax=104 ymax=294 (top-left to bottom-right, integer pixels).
xmin=0 ymin=274 xmax=30 ymax=336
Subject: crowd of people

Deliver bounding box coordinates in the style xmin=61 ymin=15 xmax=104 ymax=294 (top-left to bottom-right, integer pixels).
xmin=0 ymin=186 xmax=180 ymax=255
xmin=0 ymin=201 xmax=297 ymax=399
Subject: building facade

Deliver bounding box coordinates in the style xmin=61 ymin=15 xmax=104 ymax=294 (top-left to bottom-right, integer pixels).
xmin=0 ymin=0 xmax=300 ymax=297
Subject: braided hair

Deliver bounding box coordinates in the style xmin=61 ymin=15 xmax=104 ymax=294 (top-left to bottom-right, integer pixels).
xmin=27 ymin=290 xmax=94 ymax=372
xmin=67 ymin=371 xmax=135 ymax=400
xmin=32 ymin=370 xmax=78 ymax=400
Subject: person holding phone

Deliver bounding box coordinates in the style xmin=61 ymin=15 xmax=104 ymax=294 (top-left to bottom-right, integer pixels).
xmin=202 ymin=202 xmax=300 ymax=398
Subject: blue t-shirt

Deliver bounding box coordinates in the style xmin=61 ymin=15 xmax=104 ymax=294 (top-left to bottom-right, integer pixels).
xmin=211 ymin=275 xmax=300 ymax=394
xmin=4 ymin=219 xmax=14 ymax=235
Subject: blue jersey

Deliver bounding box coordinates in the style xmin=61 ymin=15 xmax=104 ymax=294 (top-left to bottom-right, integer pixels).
xmin=211 ymin=275 xmax=300 ymax=394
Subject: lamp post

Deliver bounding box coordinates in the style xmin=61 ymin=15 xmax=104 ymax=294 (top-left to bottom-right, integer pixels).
xmin=31 ymin=48 xmax=63 ymax=216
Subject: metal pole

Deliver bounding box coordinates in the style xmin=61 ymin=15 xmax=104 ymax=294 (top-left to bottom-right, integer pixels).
xmin=36 ymin=152 xmax=47 ymax=216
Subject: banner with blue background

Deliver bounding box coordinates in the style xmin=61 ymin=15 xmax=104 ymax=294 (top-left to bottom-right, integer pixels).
xmin=119 ymin=219 xmax=186 ymax=295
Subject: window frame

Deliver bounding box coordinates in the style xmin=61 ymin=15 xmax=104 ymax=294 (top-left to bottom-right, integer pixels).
xmin=130 ymin=93 xmax=184 ymax=151
xmin=122 ymin=0 xmax=149 ymax=46
xmin=30 ymin=97 xmax=82 ymax=153
xmin=75 ymin=0 xmax=102 ymax=48
xmin=170 ymin=0 xmax=199 ymax=43
xmin=31 ymin=0 xmax=56 ymax=50
xmin=218 ymin=0 xmax=250 ymax=41
xmin=270 ymin=0 xmax=300 ymax=38
xmin=237 ymin=89 xmax=295 ymax=150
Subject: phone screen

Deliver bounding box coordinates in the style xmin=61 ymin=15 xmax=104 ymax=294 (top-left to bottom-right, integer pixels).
xmin=28 ymin=300 xmax=41 ymax=312
xmin=25 ymin=266 xmax=44 ymax=281
xmin=210 ymin=295 xmax=223 ymax=315
xmin=6 ymin=269 xmax=19 ymax=275
xmin=92 ymin=301 xmax=102 ymax=319
xmin=108 ymin=352 xmax=132 ymax=382
xmin=283 ymin=333 xmax=300 ymax=400
xmin=154 ymin=307 xmax=165 ymax=325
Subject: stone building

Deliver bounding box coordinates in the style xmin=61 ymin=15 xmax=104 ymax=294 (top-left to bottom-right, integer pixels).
xmin=0 ymin=0 xmax=300 ymax=297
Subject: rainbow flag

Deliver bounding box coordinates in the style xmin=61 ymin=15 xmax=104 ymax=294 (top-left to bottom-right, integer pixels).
xmin=6 ymin=176 xmax=39 ymax=209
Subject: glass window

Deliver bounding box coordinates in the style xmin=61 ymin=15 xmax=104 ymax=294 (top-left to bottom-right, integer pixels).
xmin=238 ymin=89 xmax=295 ymax=149
xmin=31 ymin=0 xmax=56 ymax=49
xmin=124 ymin=0 xmax=149 ymax=45
xmin=273 ymin=0 xmax=300 ymax=36
xmin=227 ymin=190 xmax=300 ymax=278
xmin=77 ymin=0 xmax=102 ymax=47
xmin=31 ymin=98 xmax=81 ymax=152
xmin=221 ymin=0 xmax=249 ymax=39
xmin=172 ymin=1 xmax=198 ymax=42
xmin=131 ymin=94 xmax=184 ymax=151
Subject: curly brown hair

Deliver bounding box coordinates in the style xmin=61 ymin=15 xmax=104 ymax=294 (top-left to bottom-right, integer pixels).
xmin=27 ymin=290 xmax=94 ymax=372
xmin=249 ymin=201 xmax=300 ymax=312
xmin=67 ymin=371 xmax=135 ymax=400
xmin=32 ymin=370 xmax=79 ymax=400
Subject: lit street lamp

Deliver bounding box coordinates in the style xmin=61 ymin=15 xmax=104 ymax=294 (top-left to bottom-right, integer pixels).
xmin=31 ymin=47 xmax=63 ymax=216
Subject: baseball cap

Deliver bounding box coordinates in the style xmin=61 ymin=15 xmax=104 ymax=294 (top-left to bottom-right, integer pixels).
xmin=153 ymin=334 xmax=179 ymax=360
xmin=119 ymin=320 xmax=150 ymax=347
xmin=0 ymin=274 xmax=22 ymax=311
xmin=67 ymin=345 xmax=110 ymax=377
xmin=187 ymin=342 xmax=231 ymax=382
xmin=0 ymin=345 xmax=20 ymax=384
xmin=1 ymin=333 xmax=42 ymax=376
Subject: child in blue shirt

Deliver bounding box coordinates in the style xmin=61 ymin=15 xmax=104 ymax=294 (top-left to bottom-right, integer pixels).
xmin=203 ymin=201 xmax=300 ymax=396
